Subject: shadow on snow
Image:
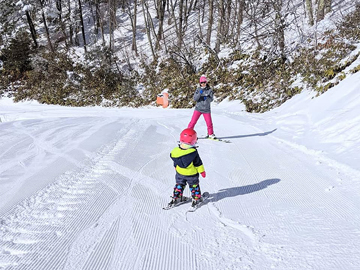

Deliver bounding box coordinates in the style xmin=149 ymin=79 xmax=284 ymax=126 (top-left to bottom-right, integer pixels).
xmin=206 ymin=178 xmax=281 ymax=203
xmin=217 ymin=128 xmax=277 ymax=140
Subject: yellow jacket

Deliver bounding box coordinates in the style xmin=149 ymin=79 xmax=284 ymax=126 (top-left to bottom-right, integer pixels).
xmin=170 ymin=146 xmax=205 ymax=176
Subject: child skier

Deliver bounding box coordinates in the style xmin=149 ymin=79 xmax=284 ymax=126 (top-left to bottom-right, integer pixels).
xmin=167 ymin=128 xmax=206 ymax=209
xmin=188 ymin=75 xmax=216 ymax=139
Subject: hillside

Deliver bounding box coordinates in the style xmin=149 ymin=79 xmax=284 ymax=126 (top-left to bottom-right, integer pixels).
xmin=0 ymin=0 xmax=360 ymax=111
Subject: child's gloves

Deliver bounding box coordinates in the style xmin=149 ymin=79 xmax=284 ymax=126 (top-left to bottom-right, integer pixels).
xmin=200 ymin=90 xmax=203 ymax=94
xmin=201 ymin=171 xmax=206 ymax=178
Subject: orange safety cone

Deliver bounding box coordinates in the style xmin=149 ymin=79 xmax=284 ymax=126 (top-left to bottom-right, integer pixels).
xmin=162 ymin=93 xmax=169 ymax=108
xmin=156 ymin=94 xmax=163 ymax=105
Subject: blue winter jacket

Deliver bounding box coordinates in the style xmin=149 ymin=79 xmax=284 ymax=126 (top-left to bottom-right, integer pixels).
xmin=193 ymin=85 xmax=214 ymax=113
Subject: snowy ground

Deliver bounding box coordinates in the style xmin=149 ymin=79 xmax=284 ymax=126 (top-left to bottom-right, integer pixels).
xmin=1 ymin=73 xmax=360 ymax=270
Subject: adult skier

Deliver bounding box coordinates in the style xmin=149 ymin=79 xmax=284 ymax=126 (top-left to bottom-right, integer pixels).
xmin=188 ymin=75 xmax=216 ymax=139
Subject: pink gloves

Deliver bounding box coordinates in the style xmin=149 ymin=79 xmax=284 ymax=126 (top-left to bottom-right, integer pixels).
xmin=201 ymin=171 xmax=206 ymax=178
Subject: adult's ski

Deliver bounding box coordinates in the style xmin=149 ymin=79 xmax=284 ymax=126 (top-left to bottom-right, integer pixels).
xmin=198 ymin=136 xmax=231 ymax=143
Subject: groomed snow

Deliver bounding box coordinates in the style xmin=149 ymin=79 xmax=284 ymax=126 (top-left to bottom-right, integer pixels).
xmin=0 ymin=72 xmax=360 ymax=269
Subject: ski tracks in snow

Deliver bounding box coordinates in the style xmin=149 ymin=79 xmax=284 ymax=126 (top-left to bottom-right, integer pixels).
xmin=0 ymin=118 xmax=139 ymax=269
xmin=1 ymin=112 xmax=360 ymax=269
xmin=201 ymin=112 xmax=360 ymax=269
xmin=0 ymin=117 xmax=209 ymax=270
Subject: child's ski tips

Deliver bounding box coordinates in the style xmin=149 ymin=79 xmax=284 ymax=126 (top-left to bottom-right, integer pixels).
xmin=163 ymin=192 xmax=210 ymax=212
xmin=187 ymin=192 xmax=210 ymax=212
xmin=163 ymin=196 xmax=191 ymax=210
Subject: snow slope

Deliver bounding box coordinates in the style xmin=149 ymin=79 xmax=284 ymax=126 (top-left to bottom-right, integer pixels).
xmin=1 ymin=73 xmax=360 ymax=269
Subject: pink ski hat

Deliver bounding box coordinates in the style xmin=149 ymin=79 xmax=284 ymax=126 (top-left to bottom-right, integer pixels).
xmin=199 ymin=75 xmax=207 ymax=83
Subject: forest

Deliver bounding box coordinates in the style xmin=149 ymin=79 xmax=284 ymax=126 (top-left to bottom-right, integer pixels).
xmin=0 ymin=0 xmax=359 ymax=112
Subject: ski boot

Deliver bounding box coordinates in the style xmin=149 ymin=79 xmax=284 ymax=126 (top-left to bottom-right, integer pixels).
xmin=163 ymin=196 xmax=190 ymax=210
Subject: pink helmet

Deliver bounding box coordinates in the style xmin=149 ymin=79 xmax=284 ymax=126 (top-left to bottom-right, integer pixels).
xmin=180 ymin=128 xmax=198 ymax=145
xmin=199 ymin=75 xmax=207 ymax=83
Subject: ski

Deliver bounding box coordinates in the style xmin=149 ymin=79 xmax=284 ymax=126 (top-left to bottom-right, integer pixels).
xmin=187 ymin=192 xmax=210 ymax=212
xmin=198 ymin=136 xmax=231 ymax=143
xmin=163 ymin=196 xmax=191 ymax=210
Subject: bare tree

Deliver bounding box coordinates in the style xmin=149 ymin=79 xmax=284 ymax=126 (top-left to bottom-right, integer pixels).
xmin=155 ymin=0 xmax=167 ymax=50
xmin=126 ymin=0 xmax=138 ymax=54
xmin=141 ymin=0 xmax=155 ymax=58
xmin=325 ymin=0 xmax=331 ymax=14
xmin=89 ymin=0 xmax=97 ymax=35
xmin=108 ymin=0 xmax=117 ymax=50
xmin=95 ymin=0 xmax=106 ymax=46
xmin=317 ymin=0 xmax=326 ymax=22
xmin=235 ymin=0 xmax=245 ymax=45
xmin=223 ymin=0 xmax=232 ymax=41
xmin=178 ymin=0 xmax=184 ymax=47
xmin=183 ymin=0 xmax=197 ymax=31
xmin=66 ymin=0 xmax=74 ymax=45
xmin=25 ymin=8 xmax=38 ymax=48
xmin=55 ymin=0 xmax=68 ymax=48
xmin=305 ymin=0 xmax=314 ymax=25
xmin=215 ymin=0 xmax=225 ymax=53
xmin=206 ymin=0 xmax=214 ymax=45
xmin=245 ymin=0 xmax=263 ymax=49
xmin=168 ymin=0 xmax=184 ymax=48
xmin=77 ymin=0 xmax=87 ymax=52
xmin=39 ymin=0 xmax=55 ymax=53
xmin=197 ymin=1 xmax=205 ymax=38
xmin=271 ymin=0 xmax=286 ymax=61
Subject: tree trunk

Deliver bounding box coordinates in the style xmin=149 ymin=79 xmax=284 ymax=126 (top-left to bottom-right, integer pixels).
xmin=156 ymin=0 xmax=166 ymax=50
xmin=206 ymin=0 xmax=214 ymax=45
xmin=107 ymin=0 xmax=118 ymax=51
xmin=246 ymin=0 xmax=262 ymax=49
xmin=183 ymin=0 xmax=196 ymax=31
xmin=39 ymin=0 xmax=55 ymax=53
xmin=55 ymin=0 xmax=68 ymax=48
xmin=93 ymin=0 xmax=100 ymax=33
xmin=141 ymin=0 xmax=155 ymax=59
xmin=78 ymin=0 xmax=87 ymax=52
xmin=317 ymin=0 xmax=325 ymax=22
xmin=178 ymin=0 xmax=184 ymax=48
xmin=215 ymin=0 xmax=224 ymax=53
xmin=130 ymin=0 xmax=138 ymax=54
xmin=143 ymin=1 xmax=159 ymax=50
xmin=236 ymin=0 xmax=245 ymax=44
xmin=89 ymin=0 xmax=97 ymax=35
xmin=25 ymin=10 xmax=38 ymax=48
xmin=223 ymin=0 xmax=232 ymax=41
xmin=67 ymin=0 xmax=73 ymax=45
xmin=272 ymin=0 xmax=286 ymax=61
xmin=94 ymin=0 xmax=105 ymax=46
xmin=325 ymin=0 xmax=331 ymax=14
xmin=306 ymin=0 xmax=314 ymax=26
xmin=108 ymin=0 xmax=116 ymax=50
